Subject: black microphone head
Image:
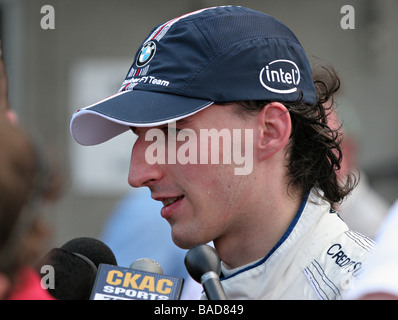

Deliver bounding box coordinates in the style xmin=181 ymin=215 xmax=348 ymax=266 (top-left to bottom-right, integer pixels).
xmin=61 ymin=237 xmax=117 ymax=268
xmin=184 ymin=244 xmax=221 ymax=283
xmin=35 ymin=248 xmax=97 ymax=300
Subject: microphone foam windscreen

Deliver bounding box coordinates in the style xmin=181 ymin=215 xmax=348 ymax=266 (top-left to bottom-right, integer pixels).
xmin=61 ymin=237 xmax=117 ymax=268
xmin=36 ymin=248 xmax=97 ymax=300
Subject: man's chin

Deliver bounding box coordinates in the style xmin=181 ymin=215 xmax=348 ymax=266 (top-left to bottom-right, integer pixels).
xmin=171 ymin=232 xmax=209 ymax=250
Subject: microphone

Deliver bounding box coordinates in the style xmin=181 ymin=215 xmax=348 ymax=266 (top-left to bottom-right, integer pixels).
xmin=130 ymin=258 xmax=164 ymax=274
xmin=61 ymin=236 xmax=117 ymax=268
xmin=90 ymin=258 xmax=184 ymax=300
xmin=184 ymin=244 xmax=227 ymax=300
xmin=35 ymin=237 xmax=117 ymax=300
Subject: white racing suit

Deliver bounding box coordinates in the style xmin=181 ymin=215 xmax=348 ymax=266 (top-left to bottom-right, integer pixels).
xmin=213 ymin=189 xmax=375 ymax=300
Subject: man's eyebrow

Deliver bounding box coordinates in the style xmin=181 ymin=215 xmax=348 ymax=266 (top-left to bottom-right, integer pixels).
xmin=130 ymin=126 xmax=139 ymax=135
xmin=176 ymin=117 xmax=193 ymax=127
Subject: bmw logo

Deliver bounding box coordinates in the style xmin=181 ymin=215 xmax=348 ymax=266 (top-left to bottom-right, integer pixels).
xmin=136 ymin=41 xmax=156 ymax=68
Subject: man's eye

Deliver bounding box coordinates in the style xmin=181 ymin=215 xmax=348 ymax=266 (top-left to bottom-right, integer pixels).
xmin=160 ymin=127 xmax=181 ymax=135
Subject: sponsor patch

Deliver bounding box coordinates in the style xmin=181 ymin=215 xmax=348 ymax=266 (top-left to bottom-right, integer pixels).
xmin=259 ymin=59 xmax=300 ymax=94
xmin=136 ymin=41 xmax=156 ymax=68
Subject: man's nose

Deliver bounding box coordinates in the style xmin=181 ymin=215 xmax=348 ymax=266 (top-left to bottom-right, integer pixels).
xmin=128 ymin=137 xmax=163 ymax=188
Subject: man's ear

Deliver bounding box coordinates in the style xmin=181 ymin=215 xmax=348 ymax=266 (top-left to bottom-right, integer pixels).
xmin=255 ymin=102 xmax=292 ymax=161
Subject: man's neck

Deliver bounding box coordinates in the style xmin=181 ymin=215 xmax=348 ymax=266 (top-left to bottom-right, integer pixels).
xmin=214 ymin=185 xmax=303 ymax=269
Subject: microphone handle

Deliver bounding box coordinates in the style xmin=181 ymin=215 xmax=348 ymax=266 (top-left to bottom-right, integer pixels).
xmin=201 ymin=271 xmax=227 ymax=300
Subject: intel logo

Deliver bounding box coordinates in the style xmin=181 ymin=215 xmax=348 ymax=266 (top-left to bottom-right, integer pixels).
xmin=259 ymin=59 xmax=300 ymax=94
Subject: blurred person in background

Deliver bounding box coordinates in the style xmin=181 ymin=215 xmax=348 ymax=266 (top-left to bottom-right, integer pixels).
xmin=0 ymin=43 xmax=62 ymax=300
xmin=328 ymin=101 xmax=390 ymax=238
xmin=0 ymin=113 xmax=57 ymax=300
xmin=0 ymin=41 xmax=17 ymax=125
xmin=344 ymin=199 xmax=398 ymax=300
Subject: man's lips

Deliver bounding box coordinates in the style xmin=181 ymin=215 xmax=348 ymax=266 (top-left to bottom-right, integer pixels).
xmin=153 ymin=195 xmax=185 ymax=219
xmin=161 ymin=195 xmax=184 ymax=207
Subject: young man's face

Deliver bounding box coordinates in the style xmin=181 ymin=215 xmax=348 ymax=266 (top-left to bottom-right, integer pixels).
xmin=128 ymin=104 xmax=258 ymax=249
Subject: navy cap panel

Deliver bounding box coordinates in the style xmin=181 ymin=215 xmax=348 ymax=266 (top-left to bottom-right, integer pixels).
xmin=120 ymin=22 xmax=214 ymax=97
xmin=194 ymin=9 xmax=300 ymax=55
xmin=186 ymin=38 xmax=316 ymax=105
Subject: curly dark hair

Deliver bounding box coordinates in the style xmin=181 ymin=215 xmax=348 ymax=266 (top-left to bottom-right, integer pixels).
xmin=232 ymin=65 xmax=356 ymax=209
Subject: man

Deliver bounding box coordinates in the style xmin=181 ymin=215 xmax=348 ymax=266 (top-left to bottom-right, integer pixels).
xmin=70 ymin=6 xmax=374 ymax=299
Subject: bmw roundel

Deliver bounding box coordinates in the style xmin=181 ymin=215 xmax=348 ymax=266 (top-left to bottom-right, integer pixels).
xmin=136 ymin=41 xmax=156 ymax=67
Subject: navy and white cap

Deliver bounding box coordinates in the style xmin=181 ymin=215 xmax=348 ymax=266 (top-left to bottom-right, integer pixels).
xmin=70 ymin=6 xmax=316 ymax=146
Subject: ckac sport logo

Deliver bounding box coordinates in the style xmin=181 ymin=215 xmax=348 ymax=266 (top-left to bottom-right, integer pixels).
xmin=136 ymin=41 xmax=156 ymax=68
xmin=259 ymin=59 xmax=300 ymax=94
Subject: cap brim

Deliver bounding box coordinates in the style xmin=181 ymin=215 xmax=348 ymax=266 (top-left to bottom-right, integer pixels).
xmin=70 ymin=90 xmax=213 ymax=146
